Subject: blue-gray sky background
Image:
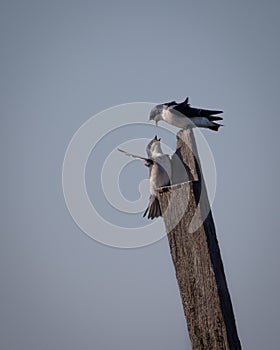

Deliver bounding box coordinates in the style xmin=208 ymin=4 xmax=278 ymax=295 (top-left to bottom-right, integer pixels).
xmin=1 ymin=1 xmax=280 ymax=349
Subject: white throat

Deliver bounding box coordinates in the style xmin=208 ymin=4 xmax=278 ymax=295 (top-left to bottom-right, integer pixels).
xmin=151 ymin=143 xmax=163 ymax=157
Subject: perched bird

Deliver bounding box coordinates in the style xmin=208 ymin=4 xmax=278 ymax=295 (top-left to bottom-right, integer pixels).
xmin=150 ymin=97 xmax=223 ymax=131
xmin=118 ymin=136 xmax=172 ymax=219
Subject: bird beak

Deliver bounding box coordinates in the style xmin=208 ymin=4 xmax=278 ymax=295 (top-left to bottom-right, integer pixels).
xmin=153 ymin=135 xmax=161 ymax=142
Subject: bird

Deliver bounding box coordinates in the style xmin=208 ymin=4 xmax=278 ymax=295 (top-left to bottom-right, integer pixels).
xmin=118 ymin=136 xmax=172 ymax=219
xmin=149 ymin=97 xmax=223 ymax=131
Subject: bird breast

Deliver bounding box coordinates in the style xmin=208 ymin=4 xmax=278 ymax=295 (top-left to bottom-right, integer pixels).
xmin=149 ymin=155 xmax=171 ymax=195
xmin=162 ymin=108 xmax=191 ymax=128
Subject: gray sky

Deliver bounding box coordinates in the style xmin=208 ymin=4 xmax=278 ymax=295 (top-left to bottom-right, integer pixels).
xmin=1 ymin=1 xmax=280 ymax=349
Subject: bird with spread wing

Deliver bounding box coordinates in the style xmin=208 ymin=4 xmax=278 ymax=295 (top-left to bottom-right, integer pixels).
xmin=118 ymin=136 xmax=171 ymax=219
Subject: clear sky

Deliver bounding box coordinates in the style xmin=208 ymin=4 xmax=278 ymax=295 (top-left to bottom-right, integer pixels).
xmin=1 ymin=1 xmax=280 ymax=349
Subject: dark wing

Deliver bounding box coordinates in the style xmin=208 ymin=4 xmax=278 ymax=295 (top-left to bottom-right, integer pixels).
xmin=171 ymin=97 xmax=223 ymax=118
xmin=163 ymin=97 xmax=189 ymax=108
xmin=163 ymin=100 xmax=178 ymax=107
xmin=118 ymin=148 xmax=153 ymax=167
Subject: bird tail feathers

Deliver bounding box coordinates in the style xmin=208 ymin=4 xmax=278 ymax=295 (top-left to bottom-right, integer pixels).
xmin=143 ymin=195 xmax=162 ymax=219
xmin=207 ymin=115 xmax=223 ymax=121
xmin=208 ymin=122 xmax=223 ymax=131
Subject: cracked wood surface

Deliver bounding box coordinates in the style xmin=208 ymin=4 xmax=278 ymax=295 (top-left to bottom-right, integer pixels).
xmin=157 ymin=129 xmax=241 ymax=350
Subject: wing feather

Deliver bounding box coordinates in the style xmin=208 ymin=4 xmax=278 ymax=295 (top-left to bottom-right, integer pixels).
xmin=117 ymin=148 xmax=153 ymax=166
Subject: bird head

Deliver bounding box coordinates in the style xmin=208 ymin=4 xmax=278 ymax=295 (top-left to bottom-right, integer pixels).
xmin=146 ymin=136 xmax=163 ymax=157
xmin=149 ymin=105 xmax=164 ymax=126
xmin=153 ymin=135 xmax=161 ymax=142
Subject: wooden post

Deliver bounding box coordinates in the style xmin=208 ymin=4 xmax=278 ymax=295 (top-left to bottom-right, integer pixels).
xmin=157 ymin=129 xmax=241 ymax=350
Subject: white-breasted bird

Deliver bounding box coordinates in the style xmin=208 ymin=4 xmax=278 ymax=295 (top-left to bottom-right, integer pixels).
xmin=150 ymin=97 xmax=223 ymax=131
xmin=118 ymin=136 xmax=172 ymax=219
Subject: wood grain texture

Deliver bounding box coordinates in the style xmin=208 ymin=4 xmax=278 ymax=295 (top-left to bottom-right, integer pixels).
xmin=157 ymin=129 xmax=241 ymax=350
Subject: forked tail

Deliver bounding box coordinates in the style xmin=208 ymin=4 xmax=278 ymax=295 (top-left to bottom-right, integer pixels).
xmin=143 ymin=195 xmax=162 ymax=219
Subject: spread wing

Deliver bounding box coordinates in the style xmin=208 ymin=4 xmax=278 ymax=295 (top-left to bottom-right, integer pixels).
xmin=118 ymin=148 xmax=153 ymax=167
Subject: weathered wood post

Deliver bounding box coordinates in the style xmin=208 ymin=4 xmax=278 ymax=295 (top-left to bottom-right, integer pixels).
xmin=157 ymin=129 xmax=241 ymax=350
